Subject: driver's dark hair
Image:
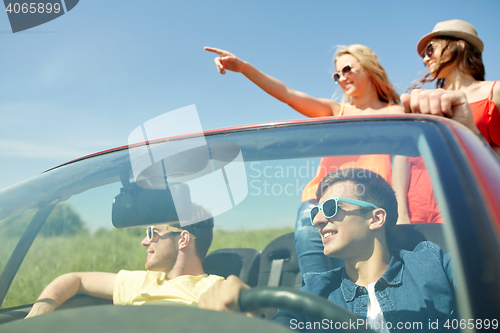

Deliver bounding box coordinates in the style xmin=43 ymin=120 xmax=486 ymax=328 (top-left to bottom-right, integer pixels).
xmin=316 ymin=168 xmax=398 ymax=240
xmin=172 ymin=203 xmax=214 ymax=261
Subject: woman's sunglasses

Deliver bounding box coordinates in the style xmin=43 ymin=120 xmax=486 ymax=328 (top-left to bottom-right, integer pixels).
xmin=146 ymin=225 xmax=196 ymax=241
xmin=332 ymin=64 xmax=353 ymax=84
xmin=309 ymin=197 xmax=378 ymax=225
xmin=423 ymin=42 xmax=434 ymax=59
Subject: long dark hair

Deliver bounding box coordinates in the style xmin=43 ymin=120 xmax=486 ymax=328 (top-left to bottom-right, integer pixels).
xmin=410 ymin=38 xmax=485 ymax=90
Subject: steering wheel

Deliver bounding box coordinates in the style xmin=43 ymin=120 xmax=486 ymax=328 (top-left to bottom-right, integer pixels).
xmin=239 ymin=287 xmax=376 ymax=333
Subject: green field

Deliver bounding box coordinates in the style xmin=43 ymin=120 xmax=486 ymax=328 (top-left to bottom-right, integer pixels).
xmin=0 ymin=227 xmax=293 ymax=309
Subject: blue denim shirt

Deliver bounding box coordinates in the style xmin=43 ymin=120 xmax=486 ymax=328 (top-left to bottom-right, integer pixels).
xmin=272 ymin=242 xmax=456 ymax=333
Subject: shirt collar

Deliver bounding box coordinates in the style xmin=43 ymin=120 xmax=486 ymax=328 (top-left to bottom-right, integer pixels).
xmin=340 ymin=254 xmax=404 ymax=302
xmin=379 ymin=254 xmax=404 ymax=286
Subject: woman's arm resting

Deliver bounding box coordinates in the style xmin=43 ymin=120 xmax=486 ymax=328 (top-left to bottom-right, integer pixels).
xmin=401 ymin=90 xmax=479 ymax=134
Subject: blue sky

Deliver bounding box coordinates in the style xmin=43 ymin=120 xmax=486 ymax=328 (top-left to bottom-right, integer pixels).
xmin=1 ymin=0 xmax=500 ymax=191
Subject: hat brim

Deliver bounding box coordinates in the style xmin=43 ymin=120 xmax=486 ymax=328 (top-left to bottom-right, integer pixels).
xmin=417 ymin=30 xmax=484 ymax=56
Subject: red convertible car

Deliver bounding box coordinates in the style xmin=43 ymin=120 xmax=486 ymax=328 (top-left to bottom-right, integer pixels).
xmin=0 ymin=114 xmax=499 ymax=332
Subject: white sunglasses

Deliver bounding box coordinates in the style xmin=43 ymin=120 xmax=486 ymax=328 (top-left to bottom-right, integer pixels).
xmin=146 ymin=225 xmax=196 ymax=241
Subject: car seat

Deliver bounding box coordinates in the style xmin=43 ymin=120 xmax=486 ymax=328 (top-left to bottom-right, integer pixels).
xmin=254 ymin=233 xmax=300 ymax=319
xmin=390 ymin=223 xmax=448 ymax=252
xmin=203 ymin=248 xmax=261 ymax=287
xmin=257 ymin=233 xmax=301 ymax=289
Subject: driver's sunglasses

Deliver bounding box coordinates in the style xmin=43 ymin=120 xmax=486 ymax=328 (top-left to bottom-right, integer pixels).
xmin=332 ymin=64 xmax=353 ymax=84
xmin=423 ymin=42 xmax=434 ymax=59
xmin=309 ymin=197 xmax=379 ymax=225
xmin=146 ymin=225 xmax=196 ymax=241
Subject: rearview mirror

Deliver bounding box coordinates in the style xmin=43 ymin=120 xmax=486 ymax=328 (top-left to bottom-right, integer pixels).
xmin=112 ymin=182 xmax=191 ymax=228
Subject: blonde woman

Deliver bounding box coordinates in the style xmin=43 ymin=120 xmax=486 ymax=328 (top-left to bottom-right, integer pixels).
xmin=206 ymin=45 xmax=404 ymax=273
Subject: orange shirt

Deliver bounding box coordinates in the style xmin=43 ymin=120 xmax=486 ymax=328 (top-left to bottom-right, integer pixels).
xmin=301 ymin=103 xmax=392 ymax=202
xmin=301 ymin=154 xmax=393 ymax=201
xmin=469 ymin=81 xmax=500 ymax=146
xmin=406 ymin=156 xmax=443 ymax=223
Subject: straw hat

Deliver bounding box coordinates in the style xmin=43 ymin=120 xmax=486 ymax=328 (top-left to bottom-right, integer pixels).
xmin=417 ymin=19 xmax=484 ymax=56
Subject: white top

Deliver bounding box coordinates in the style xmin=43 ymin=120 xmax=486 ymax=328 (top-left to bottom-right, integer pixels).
xmin=366 ymin=282 xmax=390 ymax=333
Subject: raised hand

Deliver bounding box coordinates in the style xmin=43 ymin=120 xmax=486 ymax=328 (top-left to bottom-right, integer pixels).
xmin=204 ymin=46 xmax=247 ymax=75
xmin=203 ymin=46 xmax=337 ymax=117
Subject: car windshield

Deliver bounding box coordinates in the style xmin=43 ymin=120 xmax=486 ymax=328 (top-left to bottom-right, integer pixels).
xmin=0 ymin=116 xmax=488 ymax=330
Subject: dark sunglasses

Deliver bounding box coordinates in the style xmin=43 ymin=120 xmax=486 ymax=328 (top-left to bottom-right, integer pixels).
xmin=146 ymin=225 xmax=196 ymax=241
xmin=332 ymin=64 xmax=353 ymax=84
xmin=423 ymin=42 xmax=434 ymax=59
xmin=309 ymin=197 xmax=378 ymax=225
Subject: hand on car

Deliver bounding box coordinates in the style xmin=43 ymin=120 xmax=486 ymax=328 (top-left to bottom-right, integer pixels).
xmin=401 ymin=89 xmax=480 ymax=134
xmin=198 ymin=275 xmax=250 ymax=312
xmin=204 ymin=47 xmax=247 ymax=75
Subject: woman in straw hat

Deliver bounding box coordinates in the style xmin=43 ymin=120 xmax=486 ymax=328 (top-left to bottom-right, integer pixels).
xmin=205 ymin=45 xmax=404 ymax=272
xmin=394 ymin=19 xmax=499 ymax=225
xmin=414 ymin=19 xmax=500 ymax=155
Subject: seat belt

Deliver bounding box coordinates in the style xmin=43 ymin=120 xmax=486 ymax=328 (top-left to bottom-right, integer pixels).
xmin=267 ymin=259 xmax=284 ymax=287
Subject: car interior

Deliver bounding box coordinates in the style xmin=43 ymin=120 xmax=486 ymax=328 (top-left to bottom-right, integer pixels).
xmin=0 ymin=117 xmax=498 ymax=331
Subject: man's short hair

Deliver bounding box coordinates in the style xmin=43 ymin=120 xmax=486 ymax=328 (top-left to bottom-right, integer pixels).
xmin=315 ymin=168 xmax=398 ymax=240
xmin=173 ymin=203 xmax=214 ymax=261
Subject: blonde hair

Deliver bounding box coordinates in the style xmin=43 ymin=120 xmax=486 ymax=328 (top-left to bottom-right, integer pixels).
xmin=335 ymin=45 xmax=400 ymax=104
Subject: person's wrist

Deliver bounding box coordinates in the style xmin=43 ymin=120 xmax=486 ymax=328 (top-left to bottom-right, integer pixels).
xmin=35 ymin=298 xmax=56 ymax=305
xmin=240 ymin=61 xmax=250 ymax=74
xmin=27 ymin=299 xmax=56 ymax=318
xmin=34 ymin=298 xmax=57 ymax=311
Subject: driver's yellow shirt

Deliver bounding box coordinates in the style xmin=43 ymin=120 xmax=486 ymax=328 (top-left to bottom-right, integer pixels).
xmin=113 ymin=270 xmax=224 ymax=306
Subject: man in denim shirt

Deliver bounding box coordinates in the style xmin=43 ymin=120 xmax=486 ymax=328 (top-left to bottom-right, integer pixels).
xmin=275 ymin=168 xmax=455 ymax=332
xmin=199 ymin=168 xmax=456 ymax=332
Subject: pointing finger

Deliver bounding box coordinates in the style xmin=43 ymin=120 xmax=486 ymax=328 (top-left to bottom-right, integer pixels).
xmin=204 ymin=46 xmax=225 ymax=56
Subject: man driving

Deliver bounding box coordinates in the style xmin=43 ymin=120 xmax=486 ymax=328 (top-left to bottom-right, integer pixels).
xmin=26 ymin=204 xmax=223 ymax=318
